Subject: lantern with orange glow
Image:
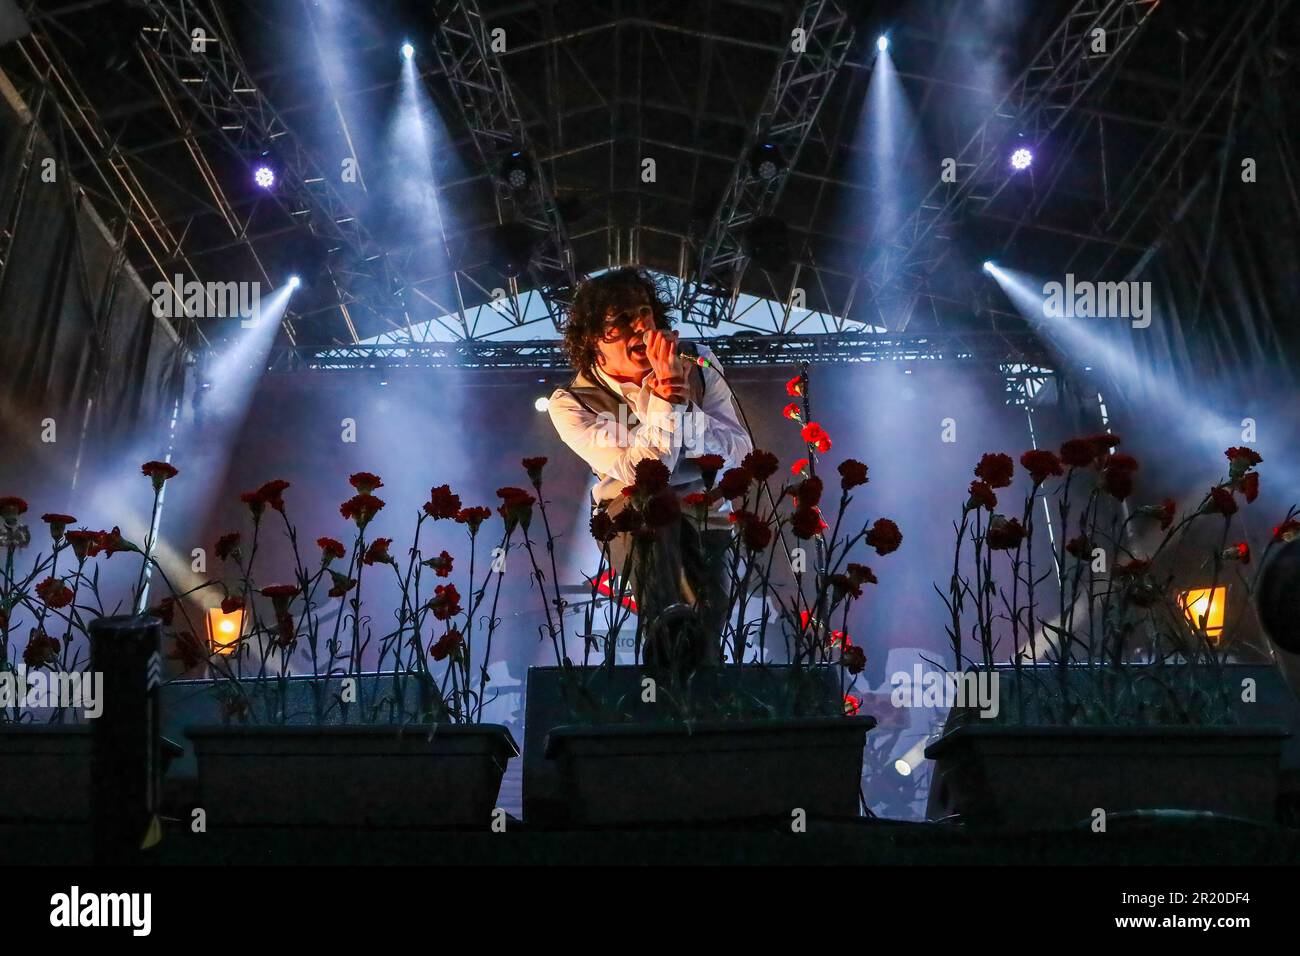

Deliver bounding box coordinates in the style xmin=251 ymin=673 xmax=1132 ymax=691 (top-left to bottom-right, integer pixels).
xmin=206 ymin=606 xmax=244 ymax=654
xmin=1178 ymin=587 xmax=1226 ymax=642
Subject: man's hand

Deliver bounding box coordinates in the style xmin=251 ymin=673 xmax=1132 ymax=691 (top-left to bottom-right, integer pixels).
xmin=644 ymin=329 xmax=688 ymax=404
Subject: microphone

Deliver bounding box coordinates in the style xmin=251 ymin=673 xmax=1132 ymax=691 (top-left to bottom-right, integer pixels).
xmin=675 ymin=340 xmax=713 ymax=369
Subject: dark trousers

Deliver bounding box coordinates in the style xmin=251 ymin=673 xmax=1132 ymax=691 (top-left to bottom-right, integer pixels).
xmin=606 ymin=517 xmax=732 ymax=669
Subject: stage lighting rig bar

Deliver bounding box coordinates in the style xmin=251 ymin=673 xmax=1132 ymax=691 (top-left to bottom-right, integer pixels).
xmin=853 ymin=0 xmax=1162 ymax=331
xmin=134 ymin=0 xmax=412 ymax=342
xmin=267 ymin=327 xmax=1052 ymax=372
xmin=677 ymin=0 xmax=854 ymax=328
xmin=429 ymin=0 xmax=577 ymax=327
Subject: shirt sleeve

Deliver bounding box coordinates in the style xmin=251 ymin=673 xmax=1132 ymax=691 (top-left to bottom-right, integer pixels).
xmin=547 ymin=387 xmax=683 ymax=487
xmin=680 ymin=347 xmax=754 ymax=467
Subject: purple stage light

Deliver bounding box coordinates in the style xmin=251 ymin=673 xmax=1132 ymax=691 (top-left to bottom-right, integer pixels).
xmin=253 ymin=165 xmax=276 ymax=190
xmin=1010 ymin=147 xmax=1033 ymax=172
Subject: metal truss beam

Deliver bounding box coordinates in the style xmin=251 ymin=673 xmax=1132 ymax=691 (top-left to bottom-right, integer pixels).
xmin=134 ymin=0 xmax=412 ymax=344
xmin=676 ymin=0 xmax=853 ymax=327
xmin=268 ymin=326 xmax=1051 ymax=372
xmin=429 ymin=0 xmax=578 ymax=329
xmin=848 ymin=0 xmax=1162 ymax=332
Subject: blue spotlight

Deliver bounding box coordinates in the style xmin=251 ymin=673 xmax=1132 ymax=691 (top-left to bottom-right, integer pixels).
xmin=400 ymin=41 xmax=415 ymax=60
xmin=1010 ymin=147 xmax=1033 ymax=172
xmin=253 ymin=165 xmax=276 ymax=190
xmin=876 ymin=35 xmax=889 ymax=53
xmin=288 ymin=274 xmax=302 ymax=290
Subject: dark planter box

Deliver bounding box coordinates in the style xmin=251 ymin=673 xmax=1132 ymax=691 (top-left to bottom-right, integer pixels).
xmin=545 ymin=715 xmax=875 ymax=826
xmin=0 ymin=725 xmax=182 ymax=823
xmin=925 ymin=724 xmax=1289 ymax=828
xmin=186 ymin=723 xmax=518 ymax=828
xmin=523 ymin=664 xmax=845 ymax=824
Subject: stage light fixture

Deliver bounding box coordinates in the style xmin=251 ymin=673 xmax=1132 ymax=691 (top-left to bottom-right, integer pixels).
xmin=288 ymin=275 xmax=302 ymax=290
xmin=253 ymin=165 xmax=276 ymax=190
xmin=982 ymin=260 xmax=995 ymax=273
xmin=499 ymin=151 xmax=533 ymax=191
xmin=401 ymin=41 xmax=415 ymax=60
xmin=749 ymin=142 xmax=785 ymax=182
xmin=534 ymin=396 xmax=550 ymax=412
xmin=894 ymin=759 xmax=911 ymax=776
xmin=877 ymin=35 xmax=889 ymax=53
xmin=1010 ymin=147 xmax=1033 ymax=171
xmin=1179 ymin=587 xmax=1226 ymax=641
xmin=207 ymin=606 xmax=244 ymax=655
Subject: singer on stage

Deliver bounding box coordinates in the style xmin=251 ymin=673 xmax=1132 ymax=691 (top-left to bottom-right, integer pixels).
xmin=548 ymin=268 xmax=753 ymax=666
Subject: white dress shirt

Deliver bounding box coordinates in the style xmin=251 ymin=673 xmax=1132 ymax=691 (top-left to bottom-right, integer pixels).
xmin=548 ymin=344 xmax=753 ymax=517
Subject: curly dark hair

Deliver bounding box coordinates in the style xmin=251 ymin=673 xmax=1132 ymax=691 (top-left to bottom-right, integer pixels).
xmin=562 ymin=267 xmax=674 ymax=376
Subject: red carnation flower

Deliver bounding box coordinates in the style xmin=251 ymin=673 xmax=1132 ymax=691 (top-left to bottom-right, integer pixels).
xmin=791 ymin=458 xmax=810 ymax=477
xmin=522 ymin=457 xmax=548 ymax=487
xmin=259 ymin=584 xmax=300 ymax=599
xmin=741 ymin=515 xmax=772 ymax=552
xmin=1065 ymin=536 xmax=1092 ymax=560
xmin=425 ymin=485 xmax=462 ymax=520
xmin=1225 ymin=446 xmax=1262 ymax=479
xmin=36 ymin=576 xmax=74 ymax=609
xmin=455 ymin=506 xmax=491 ymax=534
xmin=785 ymin=375 xmax=805 ymax=397
xmin=716 ymin=467 xmax=753 ymax=501
xmin=340 ymin=493 xmax=385 ymax=529
xmin=220 ymin=595 xmax=244 ymax=615
xmin=1101 ymin=454 xmax=1140 ymax=501
xmin=800 ymin=422 xmax=832 ymax=454
xmin=0 ymin=495 xmax=28 ymax=525
xmin=985 ymin=515 xmax=1024 ymax=551
xmin=966 ymin=480 xmax=997 ymax=512
xmin=974 ymin=453 xmax=1015 ymax=489
xmin=1272 ymin=518 xmax=1300 ymax=543
xmin=742 ymin=449 xmax=780 ymax=482
xmin=829 ymin=574 xmax=863 ymax=602
xmin=844 ymin=694 xmax=861 ymax=716
xmin=790 ymin=505 xmax=828 ymax=540
xmin=1224 ymin=542 xmax=1250 ymax=565
xmin=690 ymin=454 xmax=726 ymax=489
xmin=423 ymin=550 xmax=455 ymax=578
xmin=847 ymin=563 xmax=877 ymax=586
xmin=141 ymin=460 xmax=178 ymax=491
xmin=239 ymin=490 xmax=265 ymax=519
xmin=1059 ymin=438 xmax=1095 ymax=468
xmin=348 ymin=472 xmax=384 ymax=495
xmin=1239 ymin=471 xmax=1259 ymax=504
xmin=362 ymin=537 xmax=395 ymax=566
xmin=41 ymin=514 xmax=76 ymax=540
xmin=430 ymin=627 xmax=464 ymax=662
xmin=216 ymin=532 xmax=242 ymax=562
xmin=795 ymin=476 xmax=823 ymax=509
xmin=256 ymin=479 xmax=290 ymax=512
xmin=427 ymin=583 xmax=462 ymax=621
xmin=496 ymin=487 xmax=536 ymax=532
xmin=590 ymin=511 xmax=617 ymax=543
xmin=64 ymin=530 xmax=98 ymax=561
xmin=865 ymin=517 xmax=902 ymax=555
xmin=23 ymin=630 xmax=61 ymax=669
xmin=782 ymin=402 xmax=802 ymax=424
xmin=316 ymin=536 xmax=345 ymax=564
xmin=838 ymin=459 xmax=869 ymax=491
xmin=631 ymin=459 xmax=671 ymax=495
xmin=1206 ymin=486 xmax=1238 ymax=517
xmin=1020 ymin=449 xmax=1063 ymax=486
xmin=842 ymin=645 xmax=866 ymax=675
xmin=96 ymin=527 xmax=138 ymax=558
